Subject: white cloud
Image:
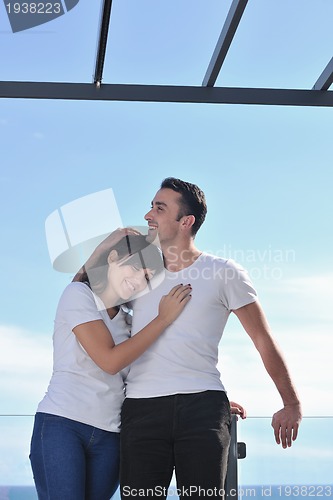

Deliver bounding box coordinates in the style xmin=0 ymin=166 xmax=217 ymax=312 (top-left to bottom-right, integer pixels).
xmin=0 ymin=325 xmax=52 ymax=414
xmin=219 ymin=321 xmax=333 ymax=417
xmin=32 ymin=131 xmax=44 ymax=140
xmin=284 ymin=274 xmax=333 ymax=291
xmin=259 ymin=273 xmax=333 ymax=323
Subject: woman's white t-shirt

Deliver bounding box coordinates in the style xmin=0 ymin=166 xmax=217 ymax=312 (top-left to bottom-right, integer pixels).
xmin=37 ymin=282 xmax=130 ymax=432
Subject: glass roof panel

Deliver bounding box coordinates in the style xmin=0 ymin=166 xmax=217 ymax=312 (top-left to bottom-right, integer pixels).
xmin=0 ymin=1 xmax=102 ymax=82
xmin=101 ymin=0 xmax=231 ymax=85
xmin=214 ymin=0 xmax=333 ymax=89
xmin=1 ymin=0 xmax=332 ymax=89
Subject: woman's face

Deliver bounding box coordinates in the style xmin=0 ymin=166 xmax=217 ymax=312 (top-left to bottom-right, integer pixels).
xmin=107 ymin=252 xmax=154 ymax=302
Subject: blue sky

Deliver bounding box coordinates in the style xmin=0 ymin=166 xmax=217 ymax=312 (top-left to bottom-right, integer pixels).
xmin=1 ymin=0 xmax=333 ymax=489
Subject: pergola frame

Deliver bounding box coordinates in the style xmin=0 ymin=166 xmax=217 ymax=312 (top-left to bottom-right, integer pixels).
xmin=1 ymin=0 xmax=332 ymax=106
xmin=1 ymin=81 xmax=332 ymax=107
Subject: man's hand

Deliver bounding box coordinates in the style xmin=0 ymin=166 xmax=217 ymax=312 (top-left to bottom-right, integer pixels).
xmin=91 ymin=227 xmax=141 ymax=255
xmin=271 ymin=404 xmax=302 ymax=448
xmin=229 ymin=401 xmax=247 ymax=419
xmin=73 ymin=227 xmax=141 ymax=281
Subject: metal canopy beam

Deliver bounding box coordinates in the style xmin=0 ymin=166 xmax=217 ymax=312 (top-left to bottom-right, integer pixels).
xmin=1 ymin=81 xmax=333 ymax=106
xmin=93 ymin=0 xmax=113 ymax=85
xmin=202 ymin=0 xmax=248 ymax=87
xmin=312 ymin=57 xmax=333 ymax=90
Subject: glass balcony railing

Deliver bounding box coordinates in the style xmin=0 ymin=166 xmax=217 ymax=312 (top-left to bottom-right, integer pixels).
xmin=0 ymin=416 xmax=332 ymax=499
xmin=0 ymin=415 xmax=36 ymax=499
xmin=236 ymin=416 xmax=333 ymax=500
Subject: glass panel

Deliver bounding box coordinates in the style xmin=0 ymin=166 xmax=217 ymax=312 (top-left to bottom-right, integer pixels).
xmin=237 ymin=417 xmax=333 ymax=499
xmin=0 ymin=416 xmax=36 ymax=498
xmin=1 ymin=1 xmax=103 ymax=82
xmin=1 ymin=416 xmax=332 ymax=499
xmin=1 ymin=0 xmax=333 ymax=86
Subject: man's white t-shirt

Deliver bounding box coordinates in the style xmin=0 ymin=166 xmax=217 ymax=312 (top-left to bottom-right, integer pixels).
xmin=125 ymin=253 xmax=257 ymax=398
xmin=37 ymin=282 xmax=130 ymax=432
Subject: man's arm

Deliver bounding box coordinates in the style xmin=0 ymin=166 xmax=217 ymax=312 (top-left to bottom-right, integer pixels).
xmin=233 ymin=300 xmax=302 ymax=449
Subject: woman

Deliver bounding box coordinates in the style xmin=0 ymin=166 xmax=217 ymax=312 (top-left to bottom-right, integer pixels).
xmin=30 ymin=232 xmax=192 ymax=500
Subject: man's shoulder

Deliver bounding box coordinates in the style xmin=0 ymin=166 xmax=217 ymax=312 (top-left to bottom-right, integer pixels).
xmin=199 ymin=252 xmax=229 ymax=267
xmin=200 ymin=252 xmax=244 ymax=270
xmin=198 ymin=253 xmax=251 ymax=284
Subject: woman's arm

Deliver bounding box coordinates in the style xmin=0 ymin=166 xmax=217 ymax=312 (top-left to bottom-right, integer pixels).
xmin=73 ymin=284 xmax=191 ymax=375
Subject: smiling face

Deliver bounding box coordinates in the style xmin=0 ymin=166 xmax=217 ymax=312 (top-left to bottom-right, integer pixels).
xmin=106 ymin=251 xmax=154 ymax=302
xmin=84 ymin=234 xmax=164 ymax=308
xmin=144 ymin=188 xmax=184 ymax=245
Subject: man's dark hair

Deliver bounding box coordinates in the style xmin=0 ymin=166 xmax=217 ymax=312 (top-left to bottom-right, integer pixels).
xmin=160 ymin=177 xmax=207 ymax=236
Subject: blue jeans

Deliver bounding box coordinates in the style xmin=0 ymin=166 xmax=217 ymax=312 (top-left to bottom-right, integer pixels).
xmin=30 ymin=412 xmax=120 ymax=500
xmin=120 ymin=390 xmax=231 ymax=499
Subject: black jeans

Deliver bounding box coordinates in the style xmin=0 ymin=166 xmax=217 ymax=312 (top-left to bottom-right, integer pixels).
xmin=120 ymin=390 xmax=231 ymax=499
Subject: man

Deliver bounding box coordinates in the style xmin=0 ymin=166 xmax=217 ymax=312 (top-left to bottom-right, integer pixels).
xmin=119 ymin=177 xmax=301 ymax=499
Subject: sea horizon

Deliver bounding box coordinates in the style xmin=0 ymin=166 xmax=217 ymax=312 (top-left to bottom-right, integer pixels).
xmin=1 ymin=484 xmax=332 ymax=500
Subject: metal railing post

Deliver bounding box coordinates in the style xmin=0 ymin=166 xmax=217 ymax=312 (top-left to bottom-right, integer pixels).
xmin=224 ymin=414 xmax=246 ymax=500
